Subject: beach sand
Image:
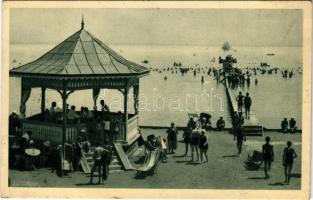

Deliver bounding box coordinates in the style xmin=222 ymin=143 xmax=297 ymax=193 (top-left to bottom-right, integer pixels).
xmin=9 ymin=129 xmax=301 ymax=189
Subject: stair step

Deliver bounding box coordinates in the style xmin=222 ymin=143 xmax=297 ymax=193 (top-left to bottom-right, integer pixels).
xmin=87 ymin=163 xmax=122 ymax=168
xmin=109 ymin=164 xmax=122 ymax=170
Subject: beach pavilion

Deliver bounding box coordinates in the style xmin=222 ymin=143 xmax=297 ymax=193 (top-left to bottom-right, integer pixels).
xmin=9 ymin=19 xmax=150 ymax=147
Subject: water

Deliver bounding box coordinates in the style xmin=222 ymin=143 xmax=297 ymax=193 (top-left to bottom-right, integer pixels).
xmin=9 ymin=44 xmax=302 ymax=129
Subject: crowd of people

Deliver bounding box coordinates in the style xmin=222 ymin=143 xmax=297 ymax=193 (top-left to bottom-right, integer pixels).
xmin=41 ymin=99 xmax=111 ymax=125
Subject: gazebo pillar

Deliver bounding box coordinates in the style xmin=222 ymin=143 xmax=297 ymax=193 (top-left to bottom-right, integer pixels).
xmin=123 ymin=86 xmax=129 ymax=142
xmin=62 ymin=91 xmax=68 ymax=143
xmin=92 ymin=88 xmax=101 ymax=110
xmin=133 ymin=85 xmax=139 ymax=115
xmin=41 ymin=87 xmax=46 ymax=113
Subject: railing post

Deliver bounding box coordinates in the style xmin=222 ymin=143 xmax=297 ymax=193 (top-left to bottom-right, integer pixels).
xmin=41 ymin=87 xmax=46 ymax=113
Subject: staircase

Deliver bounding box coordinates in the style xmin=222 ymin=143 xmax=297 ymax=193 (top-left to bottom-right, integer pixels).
xmin=82 ymin=147 xmax=124 ymax=174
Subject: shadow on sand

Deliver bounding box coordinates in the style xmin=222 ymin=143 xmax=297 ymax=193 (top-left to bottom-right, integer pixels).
xmin=268 ymin=182 xmax=285 ymax=186
xmin=75 ymin=182 xmax=102 ymax=186
xmin=186 ymin=162 xmax=200 ymax=166
xmin=291 ymin=173 xmax=301 ymax=178
xmin=222 ymin=155 xmax=239 ymax=158
xmin=247 ymin=177 xmax=266 ymax=180
xmin=175 ymin=160 xmax=190 ymax=163
xmin=173 ymin=155 xmax=187 ymax=158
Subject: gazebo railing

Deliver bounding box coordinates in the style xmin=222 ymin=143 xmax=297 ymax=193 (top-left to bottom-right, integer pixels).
xmin=22 ymin=120 xmax=64 ymax=144
xmin=126 ymin=114 xmax=139 ymax=143
xmin=21 ymin=112 xmax=139 ymax=145
xmin=21 ymin=119 xmax=84 ymax=144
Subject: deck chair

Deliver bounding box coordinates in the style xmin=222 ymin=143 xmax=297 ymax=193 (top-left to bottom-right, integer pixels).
xmin=244 ymin=150 xmax=263 ymax=170
xmin=136 ymin=150 xmax=160 ymax=176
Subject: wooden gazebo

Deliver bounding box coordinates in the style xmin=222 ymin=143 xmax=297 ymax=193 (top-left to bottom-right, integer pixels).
xmin=9 ymin=19 xmax=150 ymax=146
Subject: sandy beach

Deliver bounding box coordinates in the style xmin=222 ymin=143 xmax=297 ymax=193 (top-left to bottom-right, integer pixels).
xmin=9 ymin=129 xmax=301 ymax=190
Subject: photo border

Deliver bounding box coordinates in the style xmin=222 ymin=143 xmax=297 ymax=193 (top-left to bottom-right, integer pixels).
xmin=1 ymin=1 xmax=311 ymax=198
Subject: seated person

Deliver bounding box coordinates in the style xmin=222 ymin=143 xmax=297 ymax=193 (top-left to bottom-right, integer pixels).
xmin=20 ymin=130 xmax=32 ymax=150
xmin=281 ymin=118 xmax=288 ymax=133
xmin=9 ymin=111 xmax=20 ymax=135
xmin=289 ymin=118 xmax=297 ymax=133
xmin=216 ymin=116 xmax=225 ymax=131
xmin=145 ymin=135 xmax=158 ymax=152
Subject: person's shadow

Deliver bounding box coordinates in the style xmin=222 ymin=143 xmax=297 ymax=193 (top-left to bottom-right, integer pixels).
xmin=247 ymin=177 xmax=266 ymax=180
xmin=268 ymin=182 xmax=285 ymax=186
xmin=222 ymin=154 xmax=239 ymax=158
xmin=291 ymin=173 xmax=301 ymax=178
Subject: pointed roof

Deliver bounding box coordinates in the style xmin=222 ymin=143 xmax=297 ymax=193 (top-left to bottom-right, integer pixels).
xmin=9 ymin=26 xmax=149 ymax=78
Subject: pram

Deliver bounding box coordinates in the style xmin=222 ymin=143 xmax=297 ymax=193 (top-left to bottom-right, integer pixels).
xmin=244 ymin=150 xmax=263 ymax=170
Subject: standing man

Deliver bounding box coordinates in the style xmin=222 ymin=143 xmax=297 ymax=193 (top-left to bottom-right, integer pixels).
xmin=101 ymin=145 xmax=113 ymax=183
xmin=89 ymin=143 xmax=104 ymax=184
xmin=234 ymin=127 xmax=246 ymax=155
xmin=244 ymin=93 xmax=252 ymax=119
xmin=183 ymin=117 xmax=195 ymax=156
xmin=283 ymin=141 xmax=297 ymax=184
xmin=199 ymin=130 xmax=208 ymax=163
xmin=236 ymin=92 xmax=244 ymax=112
xmin=262 ymin=136 xmax=274 ymax=179
xmin=166 ymin=123 xmax=178 ymax=154
xmin=190 ymin=126 xmax=201 ymax=162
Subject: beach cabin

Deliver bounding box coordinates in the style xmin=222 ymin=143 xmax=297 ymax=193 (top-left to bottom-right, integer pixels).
xmin=9 ymin=19 xmax=150 ymax=148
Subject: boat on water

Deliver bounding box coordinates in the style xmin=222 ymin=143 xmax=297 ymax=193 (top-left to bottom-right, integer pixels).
xmin=142 ymin=60 xmax=149 ymax=64
xmin=266 ymin=53 xmax=275 ymax=56
xmin=222 ymin=42 xmax=231 ymax=51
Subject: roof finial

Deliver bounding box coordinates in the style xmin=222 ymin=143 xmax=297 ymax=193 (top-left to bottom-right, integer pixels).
xmin=81 ymin=15 xmax=85 ymax=30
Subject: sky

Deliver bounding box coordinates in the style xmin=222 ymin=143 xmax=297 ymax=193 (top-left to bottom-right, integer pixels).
xmin=10 ymin=8 xmax=302 ymax=46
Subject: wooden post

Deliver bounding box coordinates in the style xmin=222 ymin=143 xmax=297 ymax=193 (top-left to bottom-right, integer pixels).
xmin=133 ymin=84 xmax=139 ymax=115
xmin=123 ymin=86 xmax=129 ymax=142
xmin=41 ymin=87 xmax=46 ymax=113
xmin=61 ymin=81 xmax=67 ymax=177
xmin=62 ymin=91 xmax=67 ymax=144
